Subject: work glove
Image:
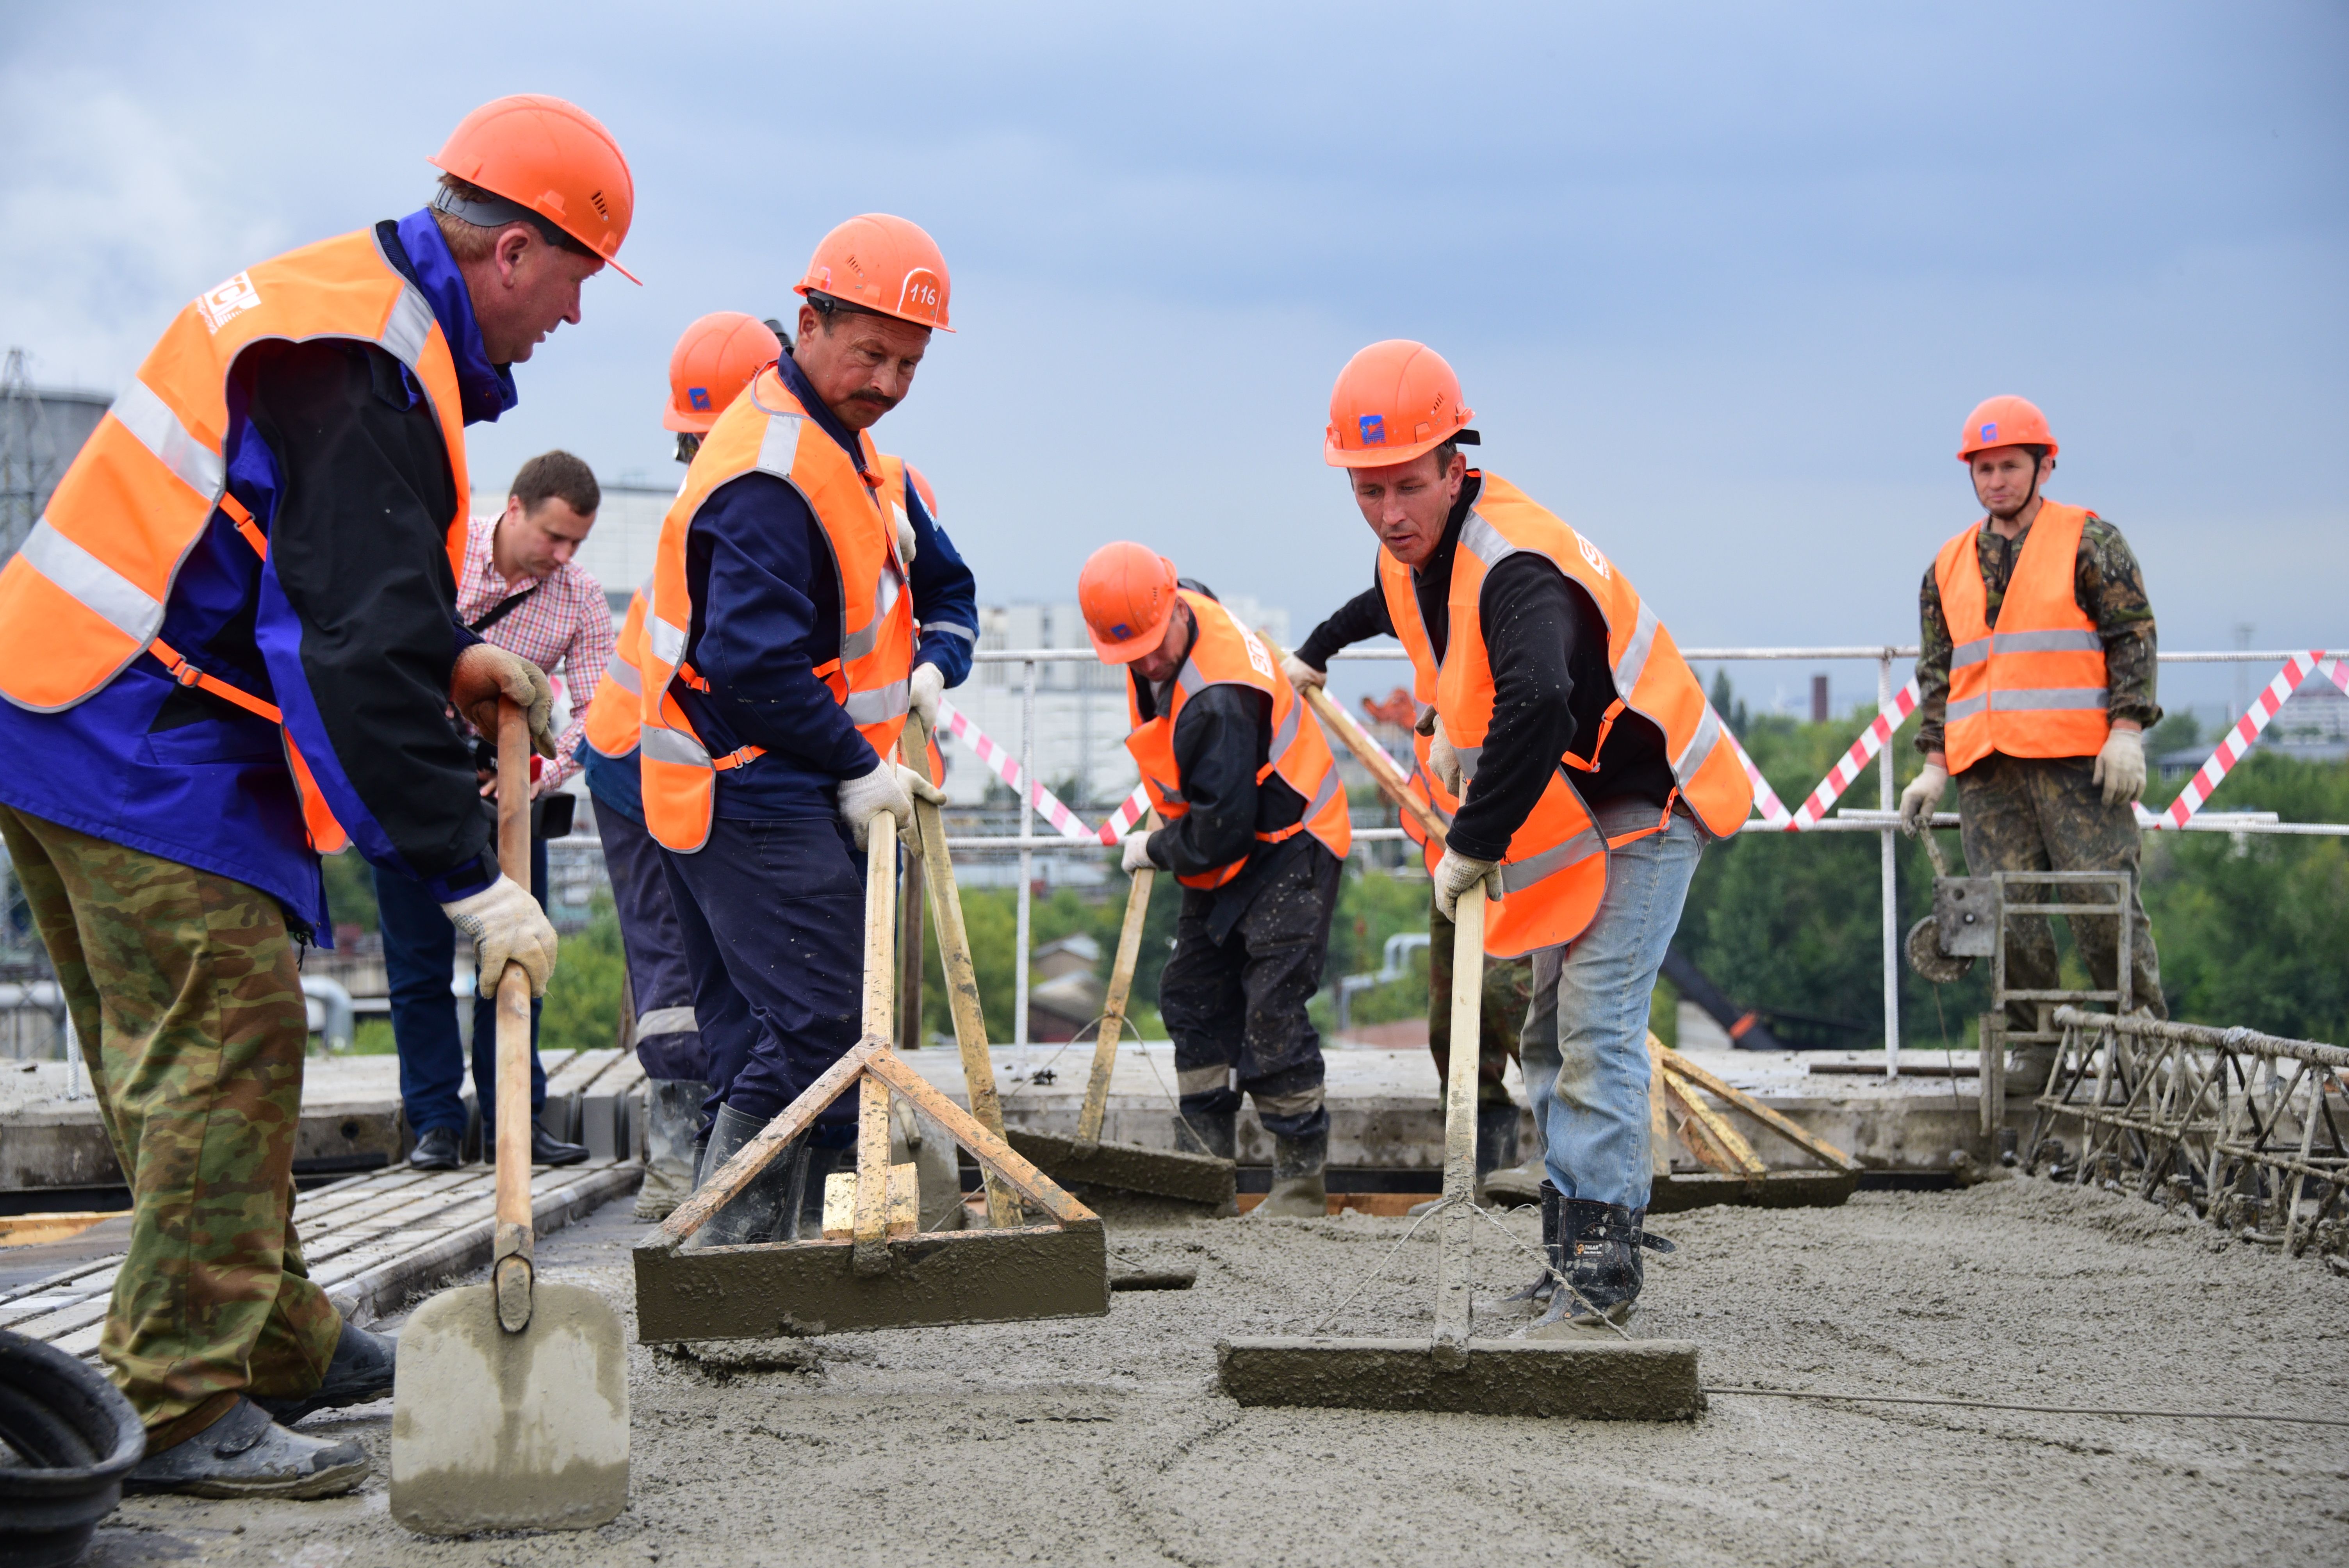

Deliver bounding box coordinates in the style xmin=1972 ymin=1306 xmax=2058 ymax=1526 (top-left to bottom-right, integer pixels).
xmin=895 ymin=510 xmax=918 ymax=569
xmin=1898 ymin=761 xmax=1950 ymax=835
xmin=2092 ymin=727 xmax=2146 ymax=805
xmin=1431 ymin=848 xmax=1502 ymax=921
xmin=1280 ymin=654 xmax=1326 ymax=693
xmin=450 ymin=644 xmax=556 ymax=759
xmin=838 ymin=758 xmax=945 ymax=848
xmin=910 ymin=662 xmax=946 ymax=729
xmin=1121 ymin=832 xmax=1160 ymax=874
xmin=443 ymin=875 xmax=560 ymax=998
xmin=1428 ymin=718 xmax=1464 ymax=797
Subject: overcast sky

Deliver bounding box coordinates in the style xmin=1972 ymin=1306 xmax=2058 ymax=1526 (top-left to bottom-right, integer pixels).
xmin=3 ymin=1 xmax=2340 ymax=721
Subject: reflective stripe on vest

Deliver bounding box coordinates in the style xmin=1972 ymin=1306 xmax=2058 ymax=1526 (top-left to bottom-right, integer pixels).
xmin=1422 ymin=472 xmax=1752 ymax=959
xmin=583 ymin=581 xmax=651 ymax=759
xmin=1123 ymin=590 xmax=1351 ymax=889
xmin=1933 ymin=502 xmax=2109 ymax=772
xmin=637 ymin=367 xmax=920 ymax=853
xmin=0 ymin=228 xmax=467 ymax=855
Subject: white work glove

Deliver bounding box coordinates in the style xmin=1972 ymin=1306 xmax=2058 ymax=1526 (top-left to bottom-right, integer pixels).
xmin=2092 ymin=727 xmax=2146 ymax=805
xmin=837 ymin=759 xmax=944 ymax=848
xmin=1898 ymin=762 xmax=1950 ymax=835
xmin=1431 ymin=848 xmax=1501 ymax=921
xmin=1428 ymin=718 xmax=1463 ymax=796
xmin=443 ymin=875 xmax=560 ymax=998
xmin=1280 ymin=654 xmax=1326 ymax=693
xmin=909 ymin=662 xmax=945 ymax=728
xmin=450 ymin=644 xmax=556 ymax=758
xmin=1121 ymin=832 xmax=1160 ymax=874
xmin=895 ymin=510 xmax=918 ymax=568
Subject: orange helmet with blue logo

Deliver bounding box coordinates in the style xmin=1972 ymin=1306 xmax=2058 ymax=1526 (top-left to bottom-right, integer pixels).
xmin=1078 ymin=542 xmax=1180 ymax=663
xmin=663 ymin=312 xmax=782 ymax=433
xmin=1957 ymin=395 xmax=2058 ymax=460
xmin=1325 ymin=340 xmax=1475 ymax=468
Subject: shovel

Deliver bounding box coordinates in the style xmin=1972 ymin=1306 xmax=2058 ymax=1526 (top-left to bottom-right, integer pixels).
xmin=390 ymin=698 xmax=629 ymax=1534
xmin=1004 ymin=812 xmax=1238 ymax=1210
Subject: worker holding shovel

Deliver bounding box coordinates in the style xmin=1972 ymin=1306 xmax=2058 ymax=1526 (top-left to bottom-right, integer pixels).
xmin=1077 ymin=545 xmax=1353 ymax=1216
xmin=0 ymin=96 xmax=636 ymax=1494
xmin=636 ymin=216 xmax=977 ymax=1246
xmin=1316 ymin=340 xmax=1752 ymax=1326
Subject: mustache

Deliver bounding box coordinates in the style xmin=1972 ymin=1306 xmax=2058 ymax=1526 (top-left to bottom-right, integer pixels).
xmin=848 ymin=389 xmax=900 ymax=412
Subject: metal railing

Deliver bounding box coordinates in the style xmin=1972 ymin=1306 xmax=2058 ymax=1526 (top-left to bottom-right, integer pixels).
xmin=959 ymin=644 xmax=2344 ymax=1055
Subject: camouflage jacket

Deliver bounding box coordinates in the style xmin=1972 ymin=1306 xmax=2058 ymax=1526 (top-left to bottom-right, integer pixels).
xmin=1916 ymin=510 xmax=2161 ymax=757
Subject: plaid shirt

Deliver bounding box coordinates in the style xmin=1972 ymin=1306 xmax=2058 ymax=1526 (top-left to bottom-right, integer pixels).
xmin=457 ymin=513 xmax=615 ymax=787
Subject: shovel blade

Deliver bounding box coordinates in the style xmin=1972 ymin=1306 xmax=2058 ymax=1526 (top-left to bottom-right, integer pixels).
xmin=390 ymin=1281 xmax=629 ymax=1535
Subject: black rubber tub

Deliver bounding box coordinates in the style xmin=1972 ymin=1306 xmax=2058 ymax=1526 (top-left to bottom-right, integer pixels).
xmin=0 ymin=1331 xmax=144 ymax=1568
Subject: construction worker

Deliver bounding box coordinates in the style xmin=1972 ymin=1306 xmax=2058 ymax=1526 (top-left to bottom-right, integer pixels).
xmin=0 ymin=96 xmax=634 ymax=1495
xmin=1317 ymin=341 xmax=1752 ymax=1324
xmin=578 ymin=311 xmax=782 ymax=1219
xmin=381 ymin=450 xmax=610 ymax=1174
xmin=1079 ymin=544 xmax=1354 ymax=1216
xmin=1287 ymin=596 xmax=1535 ymax=1201
xmin=1899 ymin=396 xmax=2166 ymax=1094
xmin=637 ymin=216 xmax=977 ymax=1245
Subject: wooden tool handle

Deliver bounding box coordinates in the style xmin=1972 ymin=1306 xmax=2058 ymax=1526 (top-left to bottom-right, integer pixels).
xmin=493 ymin=698 xmax=534 ymax=1329
xmin=1077 ymin=813 xmax=1155 ymax=1146
xmin=1434 ymin=881 xmax=1484 ymax=1358
xmin=1270 ymin=641 xmax=1450 ymax=850
xmin=854 ymin=814 xmax=899 ymax=1274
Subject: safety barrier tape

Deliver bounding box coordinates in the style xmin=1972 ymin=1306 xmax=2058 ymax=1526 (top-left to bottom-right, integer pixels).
xmin=930 ymin=697 xmax=1100 ymax=842
xmin=2147 ymin=651 xmax=2345 ymax=830
xmin=1788 ymin=679 xmax=1922 ymax=831
xmin=1094 ymin=783 xmax=1153 ymax=845
xmin=1720 ymin=725 xmax=1795 ymax=829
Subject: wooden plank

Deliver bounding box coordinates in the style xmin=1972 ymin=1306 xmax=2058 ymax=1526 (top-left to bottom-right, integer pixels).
xmin=1435 ymin=883 xmax=1483 ymax=1360
xmin=863 ymin=1051 xmax=1098 ymax=1228
xmin=1658 ymin=1044 xmax=1861 ymax=1171
xmin=654 ymin=1041 xmax=880 ymax=1249
xmin=1077 ymin=821 xmax=1154 ymax=1146
xmin=546 ymin=1047 xmax=620 ymax=1098
xmin=1660 ymin=1071 xmax=1761 ymax=1180
xmin=1661 ymin=1063 xmax=1766 ymax=1179
xmin=852 ymin=820 xmax=898 ymax=1275
xmin=821 ymin=1162 xmax=917 ymax=1240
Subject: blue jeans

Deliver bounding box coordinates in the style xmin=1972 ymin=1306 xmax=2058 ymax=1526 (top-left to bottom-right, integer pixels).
xmin=1517 ymin=803 xmax=1703 ymax=1211
xmin=374 ymin=836 xmax=549 ymax=1137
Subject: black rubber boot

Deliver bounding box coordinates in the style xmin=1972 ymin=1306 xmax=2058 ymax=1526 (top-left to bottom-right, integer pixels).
xmin=636 ymin=1077 xmax=712 ymax=1221
xmin=255 ymin=1320 xmax=397 ymax=1426
xmin=788 ymin=1142 xmax=851 ymax=1240
xmin=1173 ymin=1108 xmax=1237 ymax=1162
xmin=1505 ymin=1180 xmax=1562 ymax=1304
xmin=1253 ymin=1130 xmax=1326 ymax=1218
xmin=124 ymin=1398 xmax=367 ymax=1500
xmin=1531 ymin=1198 xmax=1652 ymax=1328
xmin=694 ymin=1103 xmax=798 ymax=1247
xmin=1475 ymin=1102 xmax=1520 ymax=1200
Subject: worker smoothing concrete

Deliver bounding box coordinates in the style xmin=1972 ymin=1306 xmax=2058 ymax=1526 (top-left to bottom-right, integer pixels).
xmin=578 ymin=312 xmax=783 ymax=1219
xmin=381 ymin=449 xmax=609 ymax=1174
xmin=1078 ymin=545 xmax=1353 ymax=1216
xmin=1310 ymin=341 xmax=1752 ymax=1325
xmin=1899 ymin=397 xmax=2166 ymax=1089
xmin=636 ymin=217 xmax=976 ymax=1245
xmin=0 ymin=95 xmax=636 ymax=1496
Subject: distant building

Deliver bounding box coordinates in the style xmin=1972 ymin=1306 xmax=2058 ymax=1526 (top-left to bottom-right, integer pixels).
xmin=0 ymin=349 xmax=111 ymax=561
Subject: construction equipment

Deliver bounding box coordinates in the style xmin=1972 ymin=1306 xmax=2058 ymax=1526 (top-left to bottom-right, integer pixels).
xmin=1218 ymin=883 xmax=1704 ymax=1419
xmin=1647 ymin=1034 xmax=1860 ymax=1212
xmin=391 ymin=700 xmax=629 ymax=1535
xmin=632 ymin=799 xmax=1110 ymax=1341
xmin=1006 ymin=811 xmax=1239 ymax=1208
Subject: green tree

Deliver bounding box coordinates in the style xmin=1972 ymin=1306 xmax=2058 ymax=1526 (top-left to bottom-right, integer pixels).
xmin=538 ymin=898 xmax=626 ymax=1056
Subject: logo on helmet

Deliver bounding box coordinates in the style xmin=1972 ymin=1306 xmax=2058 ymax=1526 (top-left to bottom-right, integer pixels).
xmin=1109 ymin=623 xmax=1132 ymax=640
xmin=1980 ymin=422 xmax=1997 ymax=443
xmin=688 ymin=387 xmax=713 ymax=412
xmin=1358 ymin=414 xmax=1386 ymax=446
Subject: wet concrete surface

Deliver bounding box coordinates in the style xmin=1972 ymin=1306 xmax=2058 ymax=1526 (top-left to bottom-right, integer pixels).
xmin=84 ymin=1176 xmax=2349 ymax=1566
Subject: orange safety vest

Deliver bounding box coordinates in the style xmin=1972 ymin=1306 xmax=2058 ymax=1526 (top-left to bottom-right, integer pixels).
xmin=1125 ymin=590 xmax=1352 ymax=889
xmin=636 ymin=366 xmax=919 ymax=853
xmin=1384 ymin=472 xmax=1751 ymax=958
xmin=582 ymin=579 xmax=651 ymax=759
xmin=0 ymin=228 xmax=471 ymax=853
xmin=1933 ymin=501 xmax=2109 ymax=773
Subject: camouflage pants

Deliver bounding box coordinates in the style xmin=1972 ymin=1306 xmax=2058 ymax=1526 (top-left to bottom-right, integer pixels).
xmin=1953 ymin=752 xmax=2166 ymax=1030
xmin=1426 ymin=890 xmax=1532 ymax=1109
xmin=0 ymin=806 xmax=340 ymax=1448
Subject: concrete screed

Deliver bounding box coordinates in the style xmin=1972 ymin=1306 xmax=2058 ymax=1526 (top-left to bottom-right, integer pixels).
xmin=82 ymin=1178 xmax=2349 ymax=1567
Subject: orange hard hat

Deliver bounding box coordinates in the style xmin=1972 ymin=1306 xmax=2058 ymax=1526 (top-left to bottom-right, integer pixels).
xmin=1078 ymin=543 xmax=1180 ymax=663
xmin=1957 ymin=395 xmax=2058 ymax=460
xmin=794 ymin=214 xmax=952 ymax=331
xmin=664 ymin=312 xmax=782 ymax=432
xmin=1325 ymin=340 xmax=1475 ymax=468
xmin=430 ymin=94 xmax=640 ymax=284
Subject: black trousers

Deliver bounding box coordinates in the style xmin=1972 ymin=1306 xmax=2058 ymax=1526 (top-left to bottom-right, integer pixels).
xmin=1158 ymin=841 xmax=1340 ymax=1142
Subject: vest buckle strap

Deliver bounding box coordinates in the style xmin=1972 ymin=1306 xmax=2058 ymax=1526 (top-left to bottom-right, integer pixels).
xmin=711 ymin=744 xmax=766 ymax=772
xmin=147 ymin=637 xmax=283 ymax=725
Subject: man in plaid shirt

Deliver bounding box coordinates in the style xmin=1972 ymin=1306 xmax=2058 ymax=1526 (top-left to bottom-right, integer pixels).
xmin=374 ymin=450 xmax=615 ymax=1170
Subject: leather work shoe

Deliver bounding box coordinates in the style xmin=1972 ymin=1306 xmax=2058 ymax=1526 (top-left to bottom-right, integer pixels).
xmin=408 ymin=1125 xmax=463 ymax=1171
xmin=255 ymin=1320 xmax=396 ymax=1426
xmin=124 ymin=1397 xmax=367 ymax=1500
xmin=484 ymin=1123 xmax=592 ymax=1167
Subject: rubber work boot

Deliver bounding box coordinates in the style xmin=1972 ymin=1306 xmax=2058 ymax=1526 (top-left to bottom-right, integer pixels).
xmin=1504 ymin=1180 xmax=1562 ymax=1305
xmin=1252 ymin=1130 xmax=1327 ymax=1218
xmin=124 ymin=1397 xmax=367 ymax=1500
xmin=1173 ymin=1109 xmax=1237 ymax=1162
xmin=1480 ymin=1152 xmax=1549 ymax=1206
xmin=255 ymin=1320 xmax=397 ymax=1426
xmin=408 ymin=1125 xmax=462 ymax=1171
xmin=1474 ymin=1102 xmax=1521 ymax=1203
xmin=695 ymin=1102 xmax=798 ymax=1247
xmin=635 ymin=1077 xmax=713 ymax=1221
xmin=1530 ymin=1199 xmax=1675 ymax=1329
xmin=2005 ymin=1046 xmax=2059 ymax=1099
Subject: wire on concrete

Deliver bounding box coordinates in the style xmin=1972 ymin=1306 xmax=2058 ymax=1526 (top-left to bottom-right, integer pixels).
xmin=1702 ymin=1386 xmax=2349 ymax=1427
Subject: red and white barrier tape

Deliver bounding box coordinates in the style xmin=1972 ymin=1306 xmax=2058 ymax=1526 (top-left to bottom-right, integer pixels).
xmin=1788 ymin=679 xmax=1921 ymax=830
xmin=2148 ymin=652 xmax=2345 ymax=829
xmin=930 ymin=697 xmax=1100 ymax=841
xmin=1094 ymin=783 xmax=1152 ymax=845
xmin=1721 ymin=725 xmax=1795 ymax=829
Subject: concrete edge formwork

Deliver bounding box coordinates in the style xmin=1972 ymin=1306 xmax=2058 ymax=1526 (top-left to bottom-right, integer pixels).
xmin=1006 ymin=1128 xmax=1237 ymax=1210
